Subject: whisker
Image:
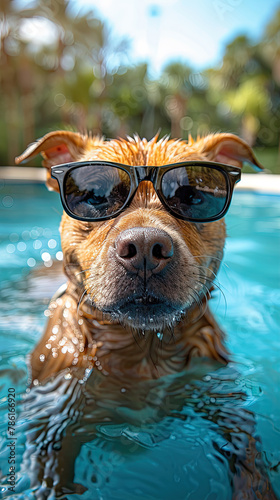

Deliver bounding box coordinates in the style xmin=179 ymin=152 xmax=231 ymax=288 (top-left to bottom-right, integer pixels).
xmin=192 ymin=255 xmax=223 ymax=263
xmin=80 ymin=276 xmax=95 ymax=285
xmin=193 ymin=265 xmax=226 ymax=292
xmin=77 ymin=288 xmax=90 ymax=316
xmin=192 ymin=263 xmax=218 ymax=280
xmin=64 ymin=259 xmax=93 ymax=268
xmin=189 ymin=286 xmax=203 ymax=308
xmin=189 ymin=284 xmax=210 ymax=319
xmin=74 ymin=268 xmax=92 ymax=278
xmin=193 ymin=265 xmax=228 ymax=316
xmin=129 ymin=327 xmax=144 ymax=350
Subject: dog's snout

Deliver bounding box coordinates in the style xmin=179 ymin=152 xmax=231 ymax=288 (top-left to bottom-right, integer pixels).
xmin=114 ymin=227 xmax=174 ymax=274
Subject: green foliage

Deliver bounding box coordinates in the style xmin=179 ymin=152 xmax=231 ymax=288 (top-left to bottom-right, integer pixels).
xmin=0 ymin=0 xmax=279 ymax=169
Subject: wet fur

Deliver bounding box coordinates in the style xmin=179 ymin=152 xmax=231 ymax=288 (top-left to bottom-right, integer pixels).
xmin=14 ymin=132 xmax=278 ymax=500
xmin=15 ymin=132 xmax=264 ymax=383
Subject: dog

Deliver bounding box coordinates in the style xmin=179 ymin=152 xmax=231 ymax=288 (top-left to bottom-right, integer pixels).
xmin=15 ymin=131 xmax=263 ymax=383
xmin=14 ymin=131 xmax=277 ymax=499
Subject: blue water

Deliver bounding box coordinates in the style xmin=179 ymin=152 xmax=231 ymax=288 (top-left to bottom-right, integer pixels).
xmin=0 ymin=182 xmax=279 ymax=499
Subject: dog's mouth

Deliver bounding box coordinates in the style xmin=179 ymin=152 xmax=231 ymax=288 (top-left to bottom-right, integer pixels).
xmin=128 ymin=294 xmax=162 ymax=306
xmin=99 ymin=293 xmax=187 ymax=331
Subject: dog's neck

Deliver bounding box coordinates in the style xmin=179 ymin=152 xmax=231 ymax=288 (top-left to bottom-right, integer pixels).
xmin=70 ymin=282 xmax=228 ymax=378
xmin=31 ymin=281 xmax=228 ymax=383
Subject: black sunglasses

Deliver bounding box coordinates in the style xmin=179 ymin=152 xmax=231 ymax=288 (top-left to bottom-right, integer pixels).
xmin=51 ymin=160 xmax=241 ymax=223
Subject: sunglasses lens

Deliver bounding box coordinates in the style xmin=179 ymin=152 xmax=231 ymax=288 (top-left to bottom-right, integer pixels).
xmin=64 ymin=164 xmax=131 ymax=219
xmin=161 ymin=166 xmax=228 ymax=221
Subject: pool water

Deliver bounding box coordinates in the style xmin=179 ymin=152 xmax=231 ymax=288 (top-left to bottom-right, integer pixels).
xmin=0 ymin=182 xmax=280 ymax=499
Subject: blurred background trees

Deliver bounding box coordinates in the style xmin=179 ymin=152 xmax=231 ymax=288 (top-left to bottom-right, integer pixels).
xmin=0 ymin=0 xmax=279 ymax=172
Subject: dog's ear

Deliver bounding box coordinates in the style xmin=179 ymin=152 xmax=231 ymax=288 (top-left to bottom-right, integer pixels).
xmin=197 ymin=133 xmax=263 ymax=170
xmin=15 ymin=131 xmax=88 ymax=191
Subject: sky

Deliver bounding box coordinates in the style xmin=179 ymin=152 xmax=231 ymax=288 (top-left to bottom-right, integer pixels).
xmin=72 ymin=0 xmax=279 ymax=75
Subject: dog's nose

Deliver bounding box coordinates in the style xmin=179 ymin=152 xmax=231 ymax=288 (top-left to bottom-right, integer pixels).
xmin=114 ymin=227 xmax=174 ymax=275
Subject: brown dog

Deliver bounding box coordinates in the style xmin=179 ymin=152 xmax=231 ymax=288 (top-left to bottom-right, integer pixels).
xmin=15 ymin=132 xmax=279 ymax=500
xmin=16 ymin=131 xmax=262 ymax=384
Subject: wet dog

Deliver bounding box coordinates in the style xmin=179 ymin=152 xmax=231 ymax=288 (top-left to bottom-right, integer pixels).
xmin=14 ymin=132 xmax=278 ymax=500
xmin=16 ymin=131 xmax=262 ymax=383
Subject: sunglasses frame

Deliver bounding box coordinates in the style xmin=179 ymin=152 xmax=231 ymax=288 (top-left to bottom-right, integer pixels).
xmin=51 ymin=160 xmax=241 ymax=223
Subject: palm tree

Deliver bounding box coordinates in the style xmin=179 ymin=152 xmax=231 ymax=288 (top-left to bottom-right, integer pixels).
xmin=30 ymin=0 xmax=130 ymax=134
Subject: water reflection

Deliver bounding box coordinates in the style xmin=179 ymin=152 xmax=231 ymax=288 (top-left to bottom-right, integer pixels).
xmin=0 ymin=362 xmax=276 ymax=499
xmin=0 ymin=188 xmax=279 ymax=499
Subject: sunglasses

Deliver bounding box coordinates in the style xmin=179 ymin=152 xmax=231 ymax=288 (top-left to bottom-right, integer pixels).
xmin=51 ymin=160 xmax=241 ymax=223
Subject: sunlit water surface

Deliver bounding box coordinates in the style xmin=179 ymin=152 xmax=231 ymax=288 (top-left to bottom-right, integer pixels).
xmin=0 ymin=183 xmax=279 ymax=499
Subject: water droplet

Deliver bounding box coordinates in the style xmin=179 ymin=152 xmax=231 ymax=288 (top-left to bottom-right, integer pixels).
xmin=157 ymin=332 xmax=163 ymax=340
xmin=52 ymin=326 xmax=59 ymax=334
xmin=65 ymin=300 xmax=71 ymax=309
xmin=44 ymin=310 xmax=51 ymax=317
xmin=203 ymin=375 xmax=211 ymax=382
xmin=48 ymin=238 xmax=57 ymax=249
xmin=2 ymin=195 xmax=13 ymax=207
xmin=33 ymin=239 xmax=42 ymax=250
xmin=44 ymin=259 xmax=53 ymax=268
xmin=52 ymin=352 xmax=58 ymax=358
xmin=45 ymin=343 xmax=51 ymax=349
xmin=64 ymin=372 xmax=72 ymax=380
xmin=61 ymin=346 xmax=68 ymax=354
xmin=39 ymin=354 xmax=45 ymax=362
xmin=30 ymin=229 xmax=39 ymax=239
xmin=6 ymin=244 xmax=15 ymax=254
xmin=27 ymin=257 xmax=36 ymax=267
xmin=17 ymin=242 xmax=27 ymax=252
xmin=56 ymin=251 xmax=63 ymax=261
xmin=22 ymin=230 xmax=30 ymax=240
xmin=78 ymin=319 xmax=83 ymax=325
xmin=121 ymin=387 xmax=126 ymax=393
xmin=41 ymin=251 xmax=51 ymax=262
xmin=33 ymin=379 xmax=39 ymax=386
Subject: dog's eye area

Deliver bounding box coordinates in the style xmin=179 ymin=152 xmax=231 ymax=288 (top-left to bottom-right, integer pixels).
xmin=161 ymin=166 xmax=228 ymax=220
xmin=64 ymin=165 xmax=131 ymax=218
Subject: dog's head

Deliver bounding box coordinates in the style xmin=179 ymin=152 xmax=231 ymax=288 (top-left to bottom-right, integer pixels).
xmin=16 ymin=131 xmax=262 ymax=332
